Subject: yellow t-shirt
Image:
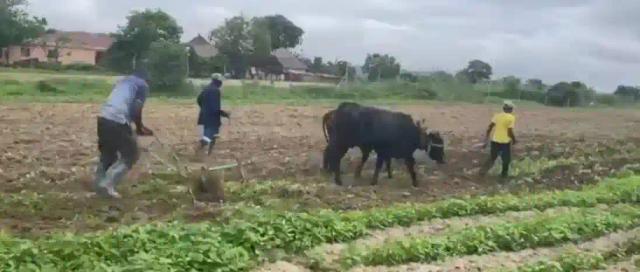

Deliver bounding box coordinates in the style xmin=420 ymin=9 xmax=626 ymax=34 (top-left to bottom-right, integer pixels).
xmin=491 ymin=112 xmax=515 ymax=144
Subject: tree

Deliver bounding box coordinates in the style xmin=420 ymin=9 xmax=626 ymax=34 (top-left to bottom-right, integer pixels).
xmin=546 ymin=81 xmax=595 ymax=107
xmin=147 ymin=40 xmax=187 ymax=90
xmin=106 ymin=9 xmax=183 ymax=73
xmin=502 ymin=76 xmax=521 ymax=93
xmin=211 ymin=16 xmax=252 ymax=79
xmin=461 ymin=59 xmax=492 ymax=84
xmin=311 ymin=56 xmax=324 ymax=73
xmin=336 ymin=60 xmax=355 ymax=81
xmin=248 ymin=17 xmax=271 ymax=56
xmin=44 ymin=32 xmax=71 ymax=63
xmin=614 ymin=85 xmax=640 ymax=102
xmin=256 ymin=15 xmax=303 ymax=50
xmin=526 ymin=78 xmax=544 ymax=91
xmin=400 ymin=72 xmax=418 ymax=82
xmin=0 ymin=0 xmax=47 ymax=48
xmin=362 ymin=53 xmax=401 ymax=81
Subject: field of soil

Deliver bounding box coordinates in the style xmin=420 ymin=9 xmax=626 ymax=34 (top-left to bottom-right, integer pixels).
xmin=2 ymin=101 xmax=640 ymax=271
xmin=1 ymin=102 xmax=639 ymax=228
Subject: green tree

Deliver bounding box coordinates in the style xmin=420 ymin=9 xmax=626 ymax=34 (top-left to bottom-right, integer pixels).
xmin=336 ymin=60 xmax=355 ymax=81
xmin=0 ymin=0 xmax=47 ymax=48
xmin=461 ymin=59 xmax=492 ymax=84
xmin=258 ymin=14 xmax=304 ymax=50
xmin=614 ymin=85 xmax=640 ymax=102
xmin=362 ymin=53 xmax=401 ymax=81
xmin=546 ymin=81 xmax=595 ymax=107
xmin=249 ymin=17 xmax=272 ymax=56
xmin=210 ymin=16 xmax=252 ymax=78
xmin=502 ymin=76 xmax=521 ymax=93
xmin=311 ymin=56 xmax=324 ymax=73
xmin=106 ymin=9 xmax=183 ymax=73
xmin=526 ymin=78 xmax=544 ymax=91
xmin=44 ymin=32 xmax=71 ymax=63
xmin=147 ymin=40 xmax=187 ymax=90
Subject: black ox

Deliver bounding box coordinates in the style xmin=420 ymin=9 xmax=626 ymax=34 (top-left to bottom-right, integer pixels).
xmin=324 ymin=102 xmax=445 ymax=187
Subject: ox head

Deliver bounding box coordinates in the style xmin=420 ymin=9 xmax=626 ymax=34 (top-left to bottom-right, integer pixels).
xmin=416 ymin=120 xmax=446 ymax=164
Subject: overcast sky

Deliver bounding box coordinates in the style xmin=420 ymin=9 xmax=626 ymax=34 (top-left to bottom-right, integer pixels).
xmin=27 ymin=0 xmax=640 ymax=92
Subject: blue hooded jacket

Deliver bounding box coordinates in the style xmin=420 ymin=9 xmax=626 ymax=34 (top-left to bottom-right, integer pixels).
xmin=197 ymin=79 xmax=227 ymax=127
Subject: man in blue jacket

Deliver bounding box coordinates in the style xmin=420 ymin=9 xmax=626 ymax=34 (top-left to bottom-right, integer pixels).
xmin=197 ymin=73 xmax=230 ymax=155
xmin=95 ymin=69 xmax=154 ymax=198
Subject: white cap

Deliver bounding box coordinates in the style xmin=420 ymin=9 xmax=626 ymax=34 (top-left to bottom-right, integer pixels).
xmin=211 ymin=73 xmax=224 ymax=81
xmin=503 ymin=100 xmax=515 ymax=108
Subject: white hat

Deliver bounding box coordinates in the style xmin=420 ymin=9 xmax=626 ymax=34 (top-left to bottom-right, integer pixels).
xmin=211 ymin=73 xmax=224 ymax=81
xmin=503 ymin=100 xmax=515 ymax=108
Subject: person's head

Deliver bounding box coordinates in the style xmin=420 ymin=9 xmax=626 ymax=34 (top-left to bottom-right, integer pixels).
xmin=503 ymin=100 xmax=515 ymax=113
xmin=211 ymin=73 xmax=224 ymax=88
xmin=133 ymin=68 xmax=150 ymax=83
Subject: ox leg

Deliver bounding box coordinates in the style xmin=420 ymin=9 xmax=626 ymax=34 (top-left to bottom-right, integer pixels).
xmin=386 ymin=159 xmax=393 ymax=179
xmin=332 ymin=146 xmax=348 ymax=186
xmin=355 ymin=147 xmax=371 ymax=179
xmin=405 ymin=157 xmax=418 ymax=187
xmin=372 ymin=155 xmax=385 ymax=186
xmin=322 ymin=145 xmax=331 ymax=172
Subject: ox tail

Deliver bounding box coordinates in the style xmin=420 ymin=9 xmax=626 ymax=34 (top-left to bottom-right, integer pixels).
xmin=322 ymin=110 xmax=333 ymax=143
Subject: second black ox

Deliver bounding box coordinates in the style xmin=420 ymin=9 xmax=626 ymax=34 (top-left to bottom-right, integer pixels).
xmin=325 ymin=102 xmax=445 ymax=187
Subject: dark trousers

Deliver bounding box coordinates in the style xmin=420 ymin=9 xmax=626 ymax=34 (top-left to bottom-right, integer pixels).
xmin=485 ymin=141 xmax=511 ymax=177
xmin=97 ymin=117 xmax=139 ymax=170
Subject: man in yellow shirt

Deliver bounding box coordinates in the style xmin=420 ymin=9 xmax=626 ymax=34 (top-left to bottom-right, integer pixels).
xmin=480 ymin=101 xmax=517 ymax=178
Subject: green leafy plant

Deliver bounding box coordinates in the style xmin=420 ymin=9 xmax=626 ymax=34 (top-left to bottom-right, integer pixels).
xmin=342 ymin=205 xmax=640 ymax=267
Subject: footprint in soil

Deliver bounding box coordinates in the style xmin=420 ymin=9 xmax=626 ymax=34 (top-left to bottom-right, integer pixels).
xmin=102 ymin=206 xmax=123 ymax=223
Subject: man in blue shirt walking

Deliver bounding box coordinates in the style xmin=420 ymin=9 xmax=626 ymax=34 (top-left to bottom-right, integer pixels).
xmin=196 ymin=73 xmax=230 ymax=155
xmin=95 ymin=69 xmax=154 ymax=198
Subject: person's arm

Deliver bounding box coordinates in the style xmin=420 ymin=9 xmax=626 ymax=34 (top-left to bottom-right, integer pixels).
xmin=132 ymin=83 xmax=153 ymax=136
xmin=508 ymin=117 xmax=516 ymax=144
xmin=484 ymin=123 xmax=495 ymax=143
xmin=197 ymin=91 xmax=203 ymax=108
xmin=213 ymin=89 xmax=230 ymax=119
xmin=508 ymin=128 xmax=517 ymax=145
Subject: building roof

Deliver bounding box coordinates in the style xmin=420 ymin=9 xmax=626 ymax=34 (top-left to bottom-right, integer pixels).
xmin=272 ymin=48 xmax=308 ymax=71
xmin=188 ymin=35 xmax=218 ymax=58
xmin=34 ymin=31 xmax=113 ymax=50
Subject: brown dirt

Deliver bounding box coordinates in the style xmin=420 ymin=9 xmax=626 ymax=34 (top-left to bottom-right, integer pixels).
xmin=2 ymin=102 xmax=640 ymax=235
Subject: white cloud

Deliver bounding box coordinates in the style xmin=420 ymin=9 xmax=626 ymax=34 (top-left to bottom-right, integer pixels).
xmin=20 ymin=0 xmax=640 ymax=91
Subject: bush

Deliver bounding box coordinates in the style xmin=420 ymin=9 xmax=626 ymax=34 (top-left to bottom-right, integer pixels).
xmin=36 ymin=80 xmax=62 ymax=93
xmin=62 ymin=63 xmax=97 ymax=71
xmin=147 ymin=40 xmax=188 ymax=90
xmin=33 ymin=62 xmax=62 ymax=71
xmin=595 ymin=94 xmax=618 ymax=106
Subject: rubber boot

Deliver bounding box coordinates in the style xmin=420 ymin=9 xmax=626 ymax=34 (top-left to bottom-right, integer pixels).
xmin=104 ymin=161 xmax=130 ymax=199
xmin=94 ymin=163 xmax=109 ymax=196
xmin=207 ymin=138 xmax=217 ymax=156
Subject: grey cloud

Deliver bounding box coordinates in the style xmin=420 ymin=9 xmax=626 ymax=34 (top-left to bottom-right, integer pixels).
xmin=25 ymin=0 xmax=640 ymax=91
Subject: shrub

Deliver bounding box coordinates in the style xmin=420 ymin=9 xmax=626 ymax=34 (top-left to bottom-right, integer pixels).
xmin=147 ymin=40 xmax=188 ymax=90
xmin=62 ymin=63 xmax=97 ymax=71
xmin=36 ymin=80 xmax=61 ymax=93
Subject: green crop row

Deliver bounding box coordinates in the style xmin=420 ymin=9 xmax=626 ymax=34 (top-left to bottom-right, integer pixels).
xmin=341 ymin=204 xmax=640 ymax=268
xmin=514 ymin=230 xmax=640 ymax=272
xmin=1 ymin=176 xmax=639 ymax=271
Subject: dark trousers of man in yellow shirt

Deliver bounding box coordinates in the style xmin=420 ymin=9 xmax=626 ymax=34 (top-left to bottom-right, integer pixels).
xmin=484 ymin=142 xmax=511 ymax=177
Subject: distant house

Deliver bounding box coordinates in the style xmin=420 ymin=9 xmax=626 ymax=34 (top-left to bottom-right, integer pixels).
xmin=270 ymin=48 xmax=309 ymax=81
xmin=0 ymin=30 xmax=113 ymax=66
xmin=187 ymin=34 xmax=218 ymax=59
